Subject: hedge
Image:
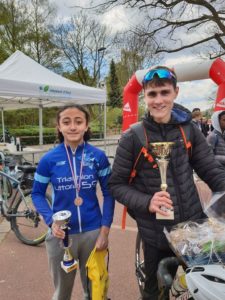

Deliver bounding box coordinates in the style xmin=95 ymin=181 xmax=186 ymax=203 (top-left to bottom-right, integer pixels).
xmin=20 ymin=131 xmax=102 ymax=146
xmin=10 ymin=127 xmax=56 ymax=137
xmin=20 ymin=135 xmax=57 ymax=145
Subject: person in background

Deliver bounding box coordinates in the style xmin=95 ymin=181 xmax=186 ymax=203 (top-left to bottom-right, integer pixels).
xmin=32 ymin=104 xmax=115 ymax=300
xmin=192 ymin=108 xmax=200 ymax=113
xmin=108 ymin=66 xmax=225 ymax=300
xmin=192 ymin=109 xmax=202 ymax=131
xmin=192 ymin=108 xmax=209 ymax=136
xmin=207 ymin=110 xmax=225 ymax=168
xmin=208 ymin=118 xmax=214 ymax=132
xmin=200 ymin=117 xmax=210 ymax=137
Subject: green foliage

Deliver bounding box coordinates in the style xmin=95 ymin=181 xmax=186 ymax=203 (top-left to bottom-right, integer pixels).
xmin=10 ymin=127 xmax=56 ymax=137
xmin=116 ymin=49 xmax=143 ymax=88
xmin=107 ymin=59 xmax=122 ymax=108
xmin=3 ymin=108 xmax=58 ymax=128
xmin=0 ymin=0 xmax=30 ymax=55
xmin=20 ymin=135 xmax=57 ymax=145
xmin=63 ymin=67 xmax=95 ymax=87
xmin=0 ymin=0 xmax=60 ymax=70
xmin=106 ymin=107 xmax=122 ymax=129
xmin=204 ymin=107 xmax=214 ymax=119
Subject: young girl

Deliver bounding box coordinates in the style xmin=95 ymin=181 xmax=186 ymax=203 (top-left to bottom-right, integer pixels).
xmin=32 ymin=104 xmax=115 ymax=300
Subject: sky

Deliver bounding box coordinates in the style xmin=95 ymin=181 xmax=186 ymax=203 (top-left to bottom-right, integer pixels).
xmin=51 ymin=0 xmax=218 ymax=112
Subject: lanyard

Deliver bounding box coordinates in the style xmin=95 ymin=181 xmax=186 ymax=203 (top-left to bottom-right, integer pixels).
xmin=64 ymin=143 xmax=85 ymax=201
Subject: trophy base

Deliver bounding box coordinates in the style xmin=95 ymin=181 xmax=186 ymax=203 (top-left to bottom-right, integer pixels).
xmin=156 ymin=208 xmax=174 ymax=220
xmin=61 ymin=260 xmax=78 ymax=273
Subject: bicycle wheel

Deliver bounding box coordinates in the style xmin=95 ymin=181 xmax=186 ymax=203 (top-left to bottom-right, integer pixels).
xmin=11 ymin=190 xmax=52 ymax=246
xmin=135 ymin=231 xmax=145 ymax=296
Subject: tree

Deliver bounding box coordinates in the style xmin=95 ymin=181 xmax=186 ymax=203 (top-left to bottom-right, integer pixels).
xmin=107 ymin=59 xmax=122 ymax=108
xmin=63 ymin=67 xmax=93 ymax=86
xmin=114 ymin=31 xmax=162 ymax=87
xmin=0 ymin=0 xmax=30 ymax=62
xmin=0 ymin=0 xmax=61 ymax=70
xmin=53 ymin=11 xmax=110 ymax=86
xmin=26 ymin=0 xmax=61 ymax=70
xmin=89 ymin=0 xmax=225 ymax=59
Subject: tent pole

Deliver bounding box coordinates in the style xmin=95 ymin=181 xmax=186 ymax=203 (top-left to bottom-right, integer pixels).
xmin=103 ymin=102 xmax=106 ymax=150
xmin=1 ymin=108 xmax=5 ymax=142
xmin=98 ymin=104 xmax=103 ymax=139
xmin=39 ymin=104 xmax=43 ymax=145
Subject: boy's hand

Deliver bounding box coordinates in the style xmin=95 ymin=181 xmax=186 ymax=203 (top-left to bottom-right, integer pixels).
xmin=149 ymin=191 xmax=173 ymax=216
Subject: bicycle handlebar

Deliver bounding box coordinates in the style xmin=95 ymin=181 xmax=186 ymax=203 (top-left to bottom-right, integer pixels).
xmin=0 ymin=170 xmax=20 ymax=185
xmin=0 ymin=151 xmax=5 ymax=165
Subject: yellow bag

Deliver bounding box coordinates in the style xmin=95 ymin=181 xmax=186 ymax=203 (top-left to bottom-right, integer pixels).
xmin=86 ymin=247 xmax=109 ymax=300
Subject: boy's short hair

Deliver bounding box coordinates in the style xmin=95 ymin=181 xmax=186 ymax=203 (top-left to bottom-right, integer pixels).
xmin=192 ymin=110 xmax=202 ymax=119
xmin=192 ymin=108 xmax=200 ymax=113
xmin=142 ymin=66 xmax=177 ymax=90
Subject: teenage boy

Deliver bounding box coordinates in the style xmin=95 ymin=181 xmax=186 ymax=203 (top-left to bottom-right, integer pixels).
xmin=108 ymin=66 xmax=225 ymax=300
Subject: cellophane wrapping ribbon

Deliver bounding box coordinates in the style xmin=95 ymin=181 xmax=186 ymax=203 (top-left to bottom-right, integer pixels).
xmin=164 ymin=218 xmax=225 ymax=267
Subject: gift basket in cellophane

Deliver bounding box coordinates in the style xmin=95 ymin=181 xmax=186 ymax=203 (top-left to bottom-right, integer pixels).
xmin=164 ymin=191 xmax=225 ymax=267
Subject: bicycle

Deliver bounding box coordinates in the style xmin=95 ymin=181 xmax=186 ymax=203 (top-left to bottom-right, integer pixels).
xmin=135 ymin=232 xmax=146 ymax=297
xmin=143 ymin=235 xmax=225 ymax=300
xmin=135 ymin=178 xmax=215 ymax=299
xmin=135 ymin=232 xmax=193 ymax=299
xmin=0 ymin=129 xmax=12 ymax=143
xmin=0 ymin=151 xmax=52 ymax=246
xmin=135 ymin=226 xmax=225 ymax=299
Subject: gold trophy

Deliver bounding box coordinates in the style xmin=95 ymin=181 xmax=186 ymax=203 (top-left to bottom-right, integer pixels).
xmin=151 ymin=142 xmax=175 ymax=220
xmin=52 ymin=210 xmax=78 ymax=273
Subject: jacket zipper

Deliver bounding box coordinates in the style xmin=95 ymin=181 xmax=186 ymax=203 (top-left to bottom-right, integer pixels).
xmin=72 ymin=148 xmax=82 ymax=233
xmin=170 ymin=163 xmax=184 ymax=222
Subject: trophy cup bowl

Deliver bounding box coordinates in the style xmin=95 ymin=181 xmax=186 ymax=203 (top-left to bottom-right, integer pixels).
xmin=151 ymin=142 xmax=175 ymax=220
xmin=52 ymin=210 xmax=78 ymax=273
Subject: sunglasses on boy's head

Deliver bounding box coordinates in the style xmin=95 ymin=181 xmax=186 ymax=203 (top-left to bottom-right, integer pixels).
xmin=142 ymin=68 xmax=177 ymax=85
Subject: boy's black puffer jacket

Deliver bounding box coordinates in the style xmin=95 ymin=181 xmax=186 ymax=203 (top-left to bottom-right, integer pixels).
xmin=108 ymin=104 xmax=225 ymax=250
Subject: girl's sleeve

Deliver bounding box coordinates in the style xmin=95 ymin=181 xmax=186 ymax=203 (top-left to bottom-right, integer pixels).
xmin=31 ymin=155 xmax=53 ymax=226
xmin=97 ymin=152 xmax=115 ymax=227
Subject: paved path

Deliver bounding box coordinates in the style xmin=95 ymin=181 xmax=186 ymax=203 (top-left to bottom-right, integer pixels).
xmin=0 ymin=202 xmax=140 ymax=300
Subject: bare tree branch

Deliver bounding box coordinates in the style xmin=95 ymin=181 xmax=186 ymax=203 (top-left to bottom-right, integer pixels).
xmin=157 ymin=33 xmax=225 ymax=53
xmin=89 ymin=0 xmax=225 ymax=58
xmin=52 ymin=12 xmax=111 ymax=86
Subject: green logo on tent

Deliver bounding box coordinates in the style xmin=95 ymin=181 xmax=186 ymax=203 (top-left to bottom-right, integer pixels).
xmin=44 ymin=85 xmax=49 ymax=92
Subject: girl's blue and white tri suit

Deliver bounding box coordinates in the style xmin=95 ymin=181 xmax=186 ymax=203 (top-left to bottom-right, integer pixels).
xmin=32 ymin=142 xmax=115 ymax=300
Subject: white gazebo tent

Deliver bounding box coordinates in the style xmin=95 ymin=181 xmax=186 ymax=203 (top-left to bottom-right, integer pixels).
xmin=0 ymin=50 xmax=106 ymax=144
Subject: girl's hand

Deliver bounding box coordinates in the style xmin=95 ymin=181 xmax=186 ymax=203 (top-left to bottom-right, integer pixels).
xmin=95 ymin=226 xmax=110 ymax=251
xmin=51 ymin=222 xmax=65 ymax=239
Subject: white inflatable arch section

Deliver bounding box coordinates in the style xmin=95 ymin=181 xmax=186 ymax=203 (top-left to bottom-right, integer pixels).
xmin=136 ymin=60 xmax=213 ymax=83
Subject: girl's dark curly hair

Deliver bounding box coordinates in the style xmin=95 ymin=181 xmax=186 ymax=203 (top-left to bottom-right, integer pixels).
xmin=56 ymin=104 xmax=91 ymax=143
